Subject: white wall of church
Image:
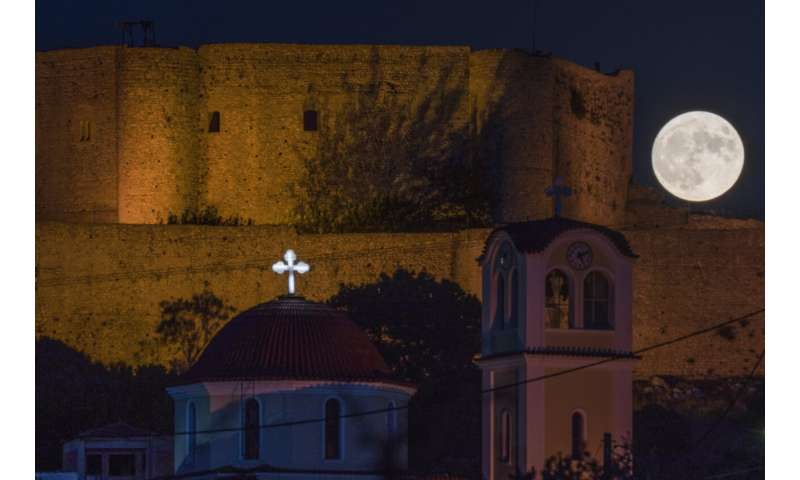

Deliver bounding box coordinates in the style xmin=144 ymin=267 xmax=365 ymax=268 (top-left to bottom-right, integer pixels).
xmin=169 ymin=382 xmax=411 ymax=476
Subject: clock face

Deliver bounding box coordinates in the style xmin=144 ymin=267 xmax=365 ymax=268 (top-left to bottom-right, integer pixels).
xmin=567 ymin=241 xmax=593 ymax=270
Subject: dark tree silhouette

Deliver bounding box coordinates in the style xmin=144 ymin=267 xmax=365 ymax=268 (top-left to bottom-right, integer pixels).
xmin=156 ymin=283 xmax=236 ymax=372
xmin=327 ymin=269 xmax=482 ymax=474
xmin=513 ymin=442 xmax=633 ymax=480
xmin=293 ymin=48 xmax=492 ymax=233
xmin=35 ymin=338 xmax=176 ymax=470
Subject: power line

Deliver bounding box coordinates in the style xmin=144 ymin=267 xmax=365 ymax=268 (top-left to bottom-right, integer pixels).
xmin=36 ymin=236 xmax=479 ymax=288
xmin=483 ymin=309 xmax=764 ymax=395
xmin=99 ymin=308 xmax=764 ymax=441
xmin=701 ymin=464 xmax=764 ymax=479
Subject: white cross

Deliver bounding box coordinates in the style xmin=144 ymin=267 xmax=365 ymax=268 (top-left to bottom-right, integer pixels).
xmin=271 ymin=249 xmax=310 ymax=295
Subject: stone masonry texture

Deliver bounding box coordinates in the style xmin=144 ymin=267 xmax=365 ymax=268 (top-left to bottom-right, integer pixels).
xmin=35 ymin=43 xmax=762 ymax=379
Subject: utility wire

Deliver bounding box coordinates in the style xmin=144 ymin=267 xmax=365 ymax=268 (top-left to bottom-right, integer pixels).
xmin=484 ymin=309 xmax=764 ymax=394
xmin=105 ymin=308 xmax=764 ymax=440
xmin=36 ymin=236 xmax=477 ymax=288
xmin=693 ymin=349 xmax=764 ymax=448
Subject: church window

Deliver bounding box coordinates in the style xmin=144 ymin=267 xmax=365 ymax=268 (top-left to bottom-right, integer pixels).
xmin=86 ymin=454 xmax=102 ymax=475
xmin=109 ymin=454 xmax=136 ymax=476
xmin=494 ymin=274 xmax=506 ymax=328
xmin=187 ymin=401 xmax=197 ymax=464
xmin=324 ymin=398 xmax=342 ymax=460
xmin=571 ymin=411 xmax=586 ymax=460
xmin=584 ymin=272 xmax=612 ymax=329
xmin=499 ymin=409 xmax=512 ymax=463
xmin=208 ymin=112 xmax=220 ymax=133
xmin=509 ymin=270 xmax=519 ymax=328
xmin=243 ymin=398 xmax=260 ymax=460
xmin=603 ymin=432 xmax=613 ymax=466
xmin=79 ymin=120 xmax=92 ymax=142
xmin=303 ymin=110 xmax=318 ymax=131
xmin=545 ymin=270 xmax=572 ymax=329
xmin=387 ymin=401 xmax=397 ymax=436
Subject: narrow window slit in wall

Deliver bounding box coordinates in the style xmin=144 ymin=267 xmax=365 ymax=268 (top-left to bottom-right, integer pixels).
xmin=79 ymin=120 xmax=92 ymax=142
xmin=303 ymin=110 xmax=318 ymax=131
xmin=208 ymin=112 xmax=220 ymax=133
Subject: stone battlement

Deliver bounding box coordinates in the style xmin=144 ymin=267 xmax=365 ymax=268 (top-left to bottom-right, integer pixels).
xmin=36 ymin=43 xmax=634 ymax=226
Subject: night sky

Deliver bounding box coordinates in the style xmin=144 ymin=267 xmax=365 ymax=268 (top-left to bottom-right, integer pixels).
xmin=36 ymin=0 xmax=764 ymax=219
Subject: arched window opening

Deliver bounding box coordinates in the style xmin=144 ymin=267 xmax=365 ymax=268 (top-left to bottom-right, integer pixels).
xmin=243 ymin=398 xmax=260 ymax=460
xmin=324 ymin=399 xmax=342 ymax=460
xmin=509 ymin=270 xmax=519 ymax=328
xmin=187 ymin=402 xmax=197 ymax=464
xmin=386 ymin=401 xmax=397 ymax=437
xmin=584 ymin=272 xmax=612 ymax=329
xmin=208 ymin=111 xmax=220 ymax=133
xmin=303 ymin=110 xmax=318 ymax=131
xmin=545 ymin=270 xmax=571 ymax=329
xmin=499 ymin=409 xmax=512 ymax=463
xmin=571 ymin=411 xmax=586 ymax=460
xmin=495 ymin=275 xmax=506 ymax=329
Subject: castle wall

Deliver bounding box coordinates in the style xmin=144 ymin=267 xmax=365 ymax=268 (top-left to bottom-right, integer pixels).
xmin=625 ymin=216 xmax=765 ymax=377
xmin=469 ymin=50 xmax=556 ymax=223
xmin=468 ymin=51 xmax=634 ymax=225
xmin=36 ymin=217 xmax=763 ymax=378
xmin=551 ymin=60 xmax=634 ymax=227
xmin=36 ymin=47 xmax=120 ymax=223
xmin=36 ymin=44 xmax=632 ymax=226
xmin=197 ymin=43 xmax=471 ymax=224
xmin=117 ymin=47 xmax=204 ymax=224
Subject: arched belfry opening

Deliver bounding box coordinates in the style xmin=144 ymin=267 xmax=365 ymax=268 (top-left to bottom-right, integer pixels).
xmin=476 ymin=215 xmax=637 ymax=477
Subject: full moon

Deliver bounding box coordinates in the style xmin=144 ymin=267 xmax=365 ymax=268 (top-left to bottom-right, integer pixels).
xmin=651 ymin=111 xmax=744 ymax=202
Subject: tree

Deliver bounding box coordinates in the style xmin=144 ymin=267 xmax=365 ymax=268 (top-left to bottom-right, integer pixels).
xmin=515 ymin=442 xmax=634 ymax=480
xmin=327 ymin=270 xmax=482 ymax=473
xmin=328 ymin=270 xmax=481 ymax=382
xmin=155 ymin=283 xmax=236 ymax=372
xmin=293 ymin=48 xmax=492 ymax=233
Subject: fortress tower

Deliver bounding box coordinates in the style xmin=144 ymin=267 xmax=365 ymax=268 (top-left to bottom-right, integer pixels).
xmin=36 ymin=43 xmax=634 ymax=227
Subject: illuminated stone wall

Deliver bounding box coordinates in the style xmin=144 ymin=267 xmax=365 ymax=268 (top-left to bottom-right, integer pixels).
xmin=36 ymin=212 xmax=763 ymax=378
xmin=36 ymin=47 xmax=120 ymax=223
xmin=35 ymin=44 xmax=632 ymax=226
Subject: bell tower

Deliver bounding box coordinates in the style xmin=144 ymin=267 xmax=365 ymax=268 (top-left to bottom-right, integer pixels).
xmin=476 ymin=214 xmax=637 ymax=478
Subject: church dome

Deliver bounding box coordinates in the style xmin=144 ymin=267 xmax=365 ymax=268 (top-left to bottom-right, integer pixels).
xmin=180 ymin=295 xmax=404 ymax=386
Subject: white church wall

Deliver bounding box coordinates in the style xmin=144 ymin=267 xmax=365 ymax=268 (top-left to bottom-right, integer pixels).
xmin=170 ymin=381 xmax=412 ymax=475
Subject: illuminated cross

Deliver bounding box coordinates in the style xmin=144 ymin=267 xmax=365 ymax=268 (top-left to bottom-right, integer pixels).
xmin=272 ymin=249 xmax=310 ymax=296
xmin=545 ymin=176 xmax=572 ymax=217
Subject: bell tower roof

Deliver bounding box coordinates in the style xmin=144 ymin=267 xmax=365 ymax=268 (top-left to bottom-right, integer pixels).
xmin=478 ymin=217 xmax=637 ymax=262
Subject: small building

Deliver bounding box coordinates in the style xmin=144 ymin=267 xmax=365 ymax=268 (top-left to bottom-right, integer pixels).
xmin=475 ymin=216 xmax=638 ymax=479
xmin=61 ymin=422 xmax=172 ymax=480
xmin=167 ymin=250 xmax=416 ymax=479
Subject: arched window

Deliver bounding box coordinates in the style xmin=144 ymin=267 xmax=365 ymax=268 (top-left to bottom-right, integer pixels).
xmin=584 ymin=272 xmax=612 ymax=329
xmin=386 ymin=401 xmax=397 ymax=437
xmin=495 ymin=274 xmax=506 ymax=329
xmin=324 ymin=399 xmax=342 ymax=460
xmin=243 ymin=398 xmax=260 ymax=460
xmin=499 ymin=409 xmax=512 ymax=463
xmin=187 ymin=402 xmax=197 ymax=464
xmin=509 ymin=270 xmax=519 ymax=328
xmin=571 ymin=411 xmax=586 ymax=459
xmin=545 ymin=270 xmax=572 ymax=329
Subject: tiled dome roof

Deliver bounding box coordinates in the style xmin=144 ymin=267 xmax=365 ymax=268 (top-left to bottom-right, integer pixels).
xmin=180 ymin=295 xmax=406 ymax=386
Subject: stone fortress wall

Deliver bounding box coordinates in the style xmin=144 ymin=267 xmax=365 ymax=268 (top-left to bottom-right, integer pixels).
xmin=36 ymin=44 xmax=633 ymax=226
xmin=35 ymin=43 xmax=762 ymax=379
xmin=36 ymin=208 xmax=764 ymax=378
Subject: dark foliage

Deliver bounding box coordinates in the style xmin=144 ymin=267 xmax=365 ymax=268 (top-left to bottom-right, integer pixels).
xmin=35 ymin=337 xmax=177 ymax=470
xmin=516 ymin=442 xmax=634 ymax=479
xmin=155 ymin=283 xmax=237 ymax=373
xmin=327 ymin=270 xmax=482 ymax=474
xmin=294 ymin=49 xmax=492 ymax=233
xmin=166 ymin=206 xmax=254 ymax=226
